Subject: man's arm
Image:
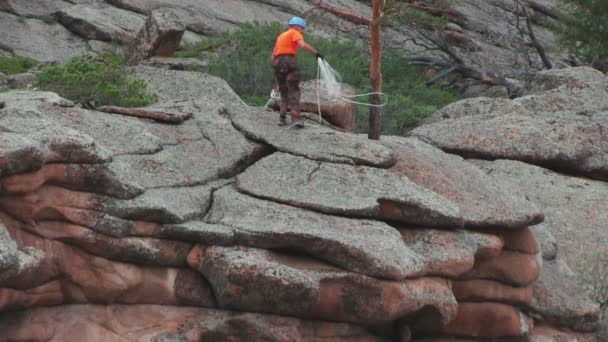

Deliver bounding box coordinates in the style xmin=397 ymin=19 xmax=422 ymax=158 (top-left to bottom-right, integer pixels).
xmin=297 ymin=40 xmax=318 ymax=55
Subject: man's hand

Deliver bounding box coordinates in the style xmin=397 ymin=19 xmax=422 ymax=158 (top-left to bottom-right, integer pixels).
xmin=316 ymin=52 xmax=324 ymax=60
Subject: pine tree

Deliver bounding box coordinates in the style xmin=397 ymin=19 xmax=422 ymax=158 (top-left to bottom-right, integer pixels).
xmin=558 ymin=0 xmax=608 ymax=71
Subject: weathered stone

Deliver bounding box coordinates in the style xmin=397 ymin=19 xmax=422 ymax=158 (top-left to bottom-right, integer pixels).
xmin=0 ymin=222 xmax=17 ymax=273
xmin=0 ymin=90 xmax=74 ymax=109
xmin=208 ymin=186 xmax=424 ymax=280
xmin=188 ymin=245 xmax=458 ymax=325
xmin=526 ymin=66 xmax=607 ymax=94
xmin=515 ymin=82 xmax=608 ymax=118
xmin=0 ymin=12 xmax=91 ymax=63
xmin=383 ymin=136 xmax=543 ymax=229
xmin=0 ymin=0 xmax=71 ymax=18
xmin=19 ymin=220 xmax=191 ymax=266
xmin=530 ymin=225 xmax=557 ymax=260
xmin=399 ymin=228 xmax=503 ymax=278
xmin=451 ymin=279 xmax=533 ymax=306
xmin=47 ymin=107 xmax=163 ymax=156
xmin=55 ymin=3 xmax=145 ymax=43
xmin=498 ymin=227 xmax=540 ymax=254
xmin=442 ymin=303 xmax=533 ymax=338
xmin=530 ymin=258 xmax=601 ymax=332
xmin=422 ymin=97 xmax=529 ymax=125
xmin=126 ymin=8 xmax=186 ymax=65
xmin=412 ymin=112 xmax=608 ymax=181
xmin=471 ymin=159 xmax=608 ymax=272
xmin=159 ymin=221 xmax=234 ymax=245
xmin=142 ymin=56 xmax=209 ymax=72
xmin=0 ymin=133 xmax=44 ymax=176
xmin=459 ymin=250 xmax=541 ymax=286
xmin=0 ymin=305 xmax=384 ymax=342
xmin=105 ymin=183 xmax=227 ymax=223
xmin=269 ymin=80 xmax=357 ymax=131
xmin=0 ymin=162 xmax=145 ymax=199
xmin=530 ymin=324 xmax=599 ymax=342
xmin=237 ymin=153 xmax=462 ymax=228
xmin=0 ymin=219 xmax=214 ymax=308
xmin=229 ymin=106 xmax=396 ymax=167
xmin=7 ymin=72 xmax=37 ymax=89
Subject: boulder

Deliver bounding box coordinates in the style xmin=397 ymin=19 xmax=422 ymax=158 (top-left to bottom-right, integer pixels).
xmin=525 ymin=66 xmax=607 ymax=94
xmin=208 ymin=186 xmax=424 ymax=280
xmin=229 ymin=107 xmax=396 ymax=167
xmin=141 ymin=56 xmax=209 ymax=71
xmin=530 ymin=258 xmax=601 ymax=332
xmin=451 ymin=279 xmax=533 ymax=306
xmin=0 ymin=12 xmax=91 ymax=63
xmin=459 ymin=250 xmax=541 ymax=287
xmin=0 ymin=0 xmax=71 ymax=18
xmin=442 ymin=303 xmax=533 ymax=338
xmin=55 ymin=3 xmax=145 ymax=43
xmin=188 ymin=245 xmax=458 ymax=325
xmin=0 ymin=223 xmax=18 ymax=273
xmin=383 ymin=136 xmax=543 ymax=229
xmin=471 ymin=159 xmax=608 ymax=272
xmin=269 ymin=80 xmax=357 ymax=131
xmin=0 ymin=220 xmax=215 ymax=308
xmin=7 ymin=72 xmax=37 ymax=89
xmin=530 ymin=324 xmax=599 ymax=342
xmin=126 ymin=8 xmax=186 ymax=65
xmin=399 ymin=228 xmax=503 ymax=278
xmin=0 ymin=305 xmax=384 ymax=342
xmin=237 ymin=153 xmax=462 ymax=228
xmin=422 ymin=97 xmax=529 ymax=125
xmin=412 ymin=112 xmax=608 ymax=181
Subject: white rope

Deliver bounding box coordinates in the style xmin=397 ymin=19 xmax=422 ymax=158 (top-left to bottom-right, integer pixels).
xmin=266 ymin=58 xmax=389 ymax=124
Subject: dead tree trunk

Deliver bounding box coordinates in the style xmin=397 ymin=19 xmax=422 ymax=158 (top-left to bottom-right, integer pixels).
xmin=368 ymin=0 xmax=384 ymax=140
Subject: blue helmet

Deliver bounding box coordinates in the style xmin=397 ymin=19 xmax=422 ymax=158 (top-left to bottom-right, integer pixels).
xmin=288 ymin=16 xmax=307 ymax=29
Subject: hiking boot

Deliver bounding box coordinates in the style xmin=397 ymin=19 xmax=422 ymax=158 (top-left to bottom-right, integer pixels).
xmin=278 ymin=115 xmax=287 ymax=126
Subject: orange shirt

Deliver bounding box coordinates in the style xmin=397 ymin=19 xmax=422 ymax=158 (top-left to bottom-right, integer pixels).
xmin=273 ymin=28 xmax=304 ymax=57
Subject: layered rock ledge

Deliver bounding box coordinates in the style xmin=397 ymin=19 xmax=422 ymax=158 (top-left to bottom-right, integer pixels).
xmin=0 ymin=66 xmax=602 ymax=341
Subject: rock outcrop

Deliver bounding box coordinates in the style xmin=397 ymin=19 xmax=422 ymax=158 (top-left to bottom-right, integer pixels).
xmin=0 ymin=0 xmax=562 ymax=92
xmin=0 ymin=66 xmax=602 ymax=341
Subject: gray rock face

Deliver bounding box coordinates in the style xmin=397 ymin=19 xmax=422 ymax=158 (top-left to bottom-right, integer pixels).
xmin=0 ymin=223 xmax=17 ymax=273
xmin=208 ymin=186 xmax=424 ymax=280
xmin=7 ymin=73 xmax=37 ymax=89
xmin=0 ymin=12 xmax=91 ymax=63
xmin=189 ymin=245 xmax=458 ymax=325
xmin=126 ymin=8 xmax=185 ymax=65
xmin=229 ymin=107 xmax=396 ymax=167
xmin=412 ymin=112 xmax=608 ymax=181
xmin=471 ymin=159 xmax=608 ymax=274
xmin=0 ymin=0 xmax=72 ymax=18
xmin=400 ymin=228 xmax=503 ymax=278
xmin=530 ymin=259 xmax=601 ymax=332
xmin=383 ymin=136 xmax=543 ymax=229
xmin=237 ymin=153 xmax=463 ymax=228
xmin=55 ymin=3 xmax=145 ymax=43
xmin=525 ymin=66 xmax=608 ymax=94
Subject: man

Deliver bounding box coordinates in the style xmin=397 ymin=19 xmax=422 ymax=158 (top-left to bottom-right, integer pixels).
xmin=272 ymin=16 xmax=323 ymax=126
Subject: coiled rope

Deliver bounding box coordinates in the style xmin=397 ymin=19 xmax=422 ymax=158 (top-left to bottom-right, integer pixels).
xmin=265 ymin=58 xmax=389 ymax=124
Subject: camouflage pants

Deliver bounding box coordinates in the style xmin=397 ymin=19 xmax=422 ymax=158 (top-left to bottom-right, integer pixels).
xmin=273 ymin=55 xmax=300 ymax=117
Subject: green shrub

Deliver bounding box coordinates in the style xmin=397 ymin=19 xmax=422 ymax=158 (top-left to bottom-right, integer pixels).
xmin=557 ymin=0 xmax=608 ymax=71
xmin=37 ymin=52 xmax=156 ymax=108
xmin=177 ymin=22 xmax=459 ymax=134
xmin=0 ymin=56 xmax=38 ymax=75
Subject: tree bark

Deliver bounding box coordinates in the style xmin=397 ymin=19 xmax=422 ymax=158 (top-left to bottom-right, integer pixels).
xmin=368 ymin=0 xmax=384 ymax=140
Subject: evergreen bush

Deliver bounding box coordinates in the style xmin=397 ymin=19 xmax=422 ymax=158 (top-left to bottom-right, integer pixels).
xmin=0 ymin=56 xmax=38 ymax=75
xmin=557 ymin=0 xmax=608 ymax=71
xmin=177 ymin=22 xmax=459 ymax=134
xmin=37 ymin=52 xmax=156 ymax=108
